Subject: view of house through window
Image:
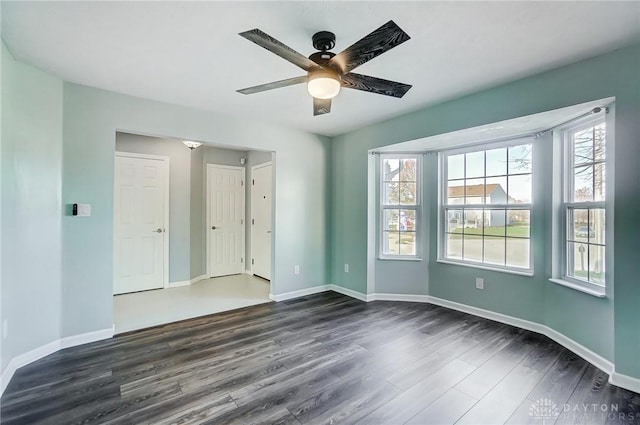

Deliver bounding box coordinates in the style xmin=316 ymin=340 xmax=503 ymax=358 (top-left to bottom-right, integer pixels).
xmin=564 ymin=121 xmax=606 ymax=285
xmin=381 ymin=156 xmax=419 ymax=257
xmin=441 ymin=143 xmax=532 ymax=271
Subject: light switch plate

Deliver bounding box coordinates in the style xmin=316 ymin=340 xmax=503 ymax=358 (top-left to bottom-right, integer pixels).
xmin=77 ymin=204 xmax=91 ymax=217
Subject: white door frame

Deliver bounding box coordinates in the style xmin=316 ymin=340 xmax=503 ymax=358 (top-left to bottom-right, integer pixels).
xmin=250 ymin=161 xmax=272 ymax=277
xmin=206 ymin=164 xmax=246 ymax=278
xmin=114 ymin=151 xmax=171 ymax=290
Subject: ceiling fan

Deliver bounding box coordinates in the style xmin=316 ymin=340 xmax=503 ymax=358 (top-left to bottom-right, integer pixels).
xmin=236 ymin=20 xmax=412 ymax=116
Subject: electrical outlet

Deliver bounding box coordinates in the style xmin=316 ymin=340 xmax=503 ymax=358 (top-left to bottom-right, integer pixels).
xmin=344 ymin=264 xmax=349 ymax=273
xmin=2 ymin=319 xmax=8 ymax=339
xmin=294 ymin=265 xmax=300 ymax=275
xmin=476 ymin=278 xmax=484 ymax=290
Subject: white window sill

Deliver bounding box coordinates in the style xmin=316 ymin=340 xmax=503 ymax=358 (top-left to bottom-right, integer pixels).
xmin=378 ymin=256 xmax=423 ymax=262
xmin=548 ymin=278 xmax=606 ymax=298
xmin=436 ymin=259 xmax=533 ymax=276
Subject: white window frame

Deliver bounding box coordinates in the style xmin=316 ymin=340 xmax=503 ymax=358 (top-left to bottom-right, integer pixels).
xmin=558 ymin=116 xmax=607 ymax=290
xmin=437 ymin=139 xmax=534 ymax=275
xmin=379 ymin=154 xmax=422 ymax=260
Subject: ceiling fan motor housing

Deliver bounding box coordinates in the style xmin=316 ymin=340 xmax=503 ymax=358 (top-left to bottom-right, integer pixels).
xmin=312 ymin=31 xmax=336 ymax=51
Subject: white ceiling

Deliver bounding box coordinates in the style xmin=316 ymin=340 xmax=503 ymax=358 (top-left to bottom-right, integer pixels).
xmin=374 ymin=98 xmax=614 ymax=152
xmin=2 ymin=2 xmax=639 ymax=137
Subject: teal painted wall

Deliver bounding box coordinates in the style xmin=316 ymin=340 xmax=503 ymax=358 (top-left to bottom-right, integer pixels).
xmin=61 ymin=83 xmax=331 ymax=337
xmin=332 ymin=45 xmax=639 ymax=376
xmin=1 ymin=44 xmax=63 ymax=371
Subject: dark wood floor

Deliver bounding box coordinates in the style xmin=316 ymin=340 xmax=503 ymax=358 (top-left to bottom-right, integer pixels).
xmin=2 ymin=292 xmax=639 ymax=425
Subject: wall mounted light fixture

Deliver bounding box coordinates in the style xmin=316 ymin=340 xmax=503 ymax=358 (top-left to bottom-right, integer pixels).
xmin=182 ymin=140 xmax=202 ymax=150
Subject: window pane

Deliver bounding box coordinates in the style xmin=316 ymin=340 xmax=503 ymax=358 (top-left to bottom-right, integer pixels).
xmin=447 ymin=179 xmax=465 ymax=205
xmin=569 ymin=208 xmax=589 ymax=242
xmin=383 ymin=231 xmax=399 ymax=255
xmin=508 ymin=144 xmax=532 ymax=174
xmin=400 ymin=209 xmax=416 ymax=232
xmin=446 ymin=233 xmax=462 ymax=259
xmin=486 ymin=148 xmax=507 ymax=177
xmin=589 ymin=208 xmax=605 ymax=245
xmin=507 ymin=210 xmax=530 ymax=238
xmin=383 ymin=182 xmax=399 ymax=205
xmin=588 ymin=244 xmax=605 ymax=285
xmin=383 ymin=159 xmax=400 ymax=181
xmin=594 ymin=123 xmax=606 ymax=161
xmin=399 ymin=159 xmax=417 ymax=182
xmin=399 ymin=182 xmax=417 ymax=205
xmin=448 ymin=154 xmax=464 ymax=180
xmin=463 ymin=234 xmax=483 ymax=262
xmin=464 ymin=209 xmax=484 ymax=233
xmin=594 ymin=163 xmax=605 ymax=202
xmin=484 ymin=209 xmax=505 ymax=236
xmin=465 ymin=178 xmax=485 ymax=204
xmin=447 ymin=209 xmax=463 ymax=233
xmin=506 ymin=237 xmax=530 ymax=269
xmin=573 ymin=165 xmax=593 ymax=201
xmin=485 ymin=176 xmax=507 ymax=204
xmin=573 ymin=128 xmax=594 ymax=165
xmin=567 ymin=242 xmax=588 ymax=280
xmin=399 ymin=232 xmax=416 ymax=255
xmin=484 ymin=236 xmax=505 ymax=265
xmin=384 ymin=209 xmax=399 ymax=231
xmin=465 ymin=151 xmax=484 ymax=178
xmin=508 ymin=174 xmax=532 ymax=203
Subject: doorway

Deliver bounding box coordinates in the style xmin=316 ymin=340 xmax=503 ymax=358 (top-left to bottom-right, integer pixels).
xmin=251 ymin=162 xmax=273 ymax=280
xmin=113 ymin=152 xmax=169 ymax=295
xmin=206 ymin=164 xmax=246 ymax=277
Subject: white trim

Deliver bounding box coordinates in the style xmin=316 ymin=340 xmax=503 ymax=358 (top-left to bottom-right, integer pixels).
xmin=59 ymin=326 xmax=114 ymax=349
xmin=370 ymin=293 xmax=430 ymax=303
xmin=114 ymin=151 xmax=171 ymax=292
xmin=269 ymin=285 xmax=330 ymax=302
xmin=206 ymin=164 xmax=246 ymax=279
xmin=244 ymin=269 xmax=253 ymax=276
xmin=609 ymin=372 xmax=640 ymax=394
xmin=548 ymin=278 xmax=606 ymax=298
xmin=329 ymin=284 xmax=370 ymax=302
xmin=427 ymin=295 xmax=614 ymax=375
xmin=0 ymin=339 xmax=59 ymax=395
xmin=168 ymin=280 xmax=191 ymax=288
xmin=436 ymin=259 xmax=534 ymax=277
xmin=1 ymin=326 xmax=114 ymax=396
xmin=191 ymin=274 xmax=207 ymax=285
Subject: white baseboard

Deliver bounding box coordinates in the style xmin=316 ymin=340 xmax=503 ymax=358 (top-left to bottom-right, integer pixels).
xmin=168 ymin=275 xmax=207 ymax=288
xmin=325 ymin=287 xmax=639 ymax=393
xmin=370 ymin=293 xmax=430 ymax=303
xmin=428 ymin=295 xmax=614 ymax=375
xmin=244 ymin=269 xmax=253 ymax=276
xmin=60 ymin=326 xmax=114 ymax=349
xmin=610 ymin=372 xmax=640 ymax=394
xmin=1 ymin=326 xmax=114 ymax=396
xmin=190 ymin=274 xmax=208 ymax=285
xmin=269 ymin=285 xmax=330 ymax=302
xmin=328 ymin=284 xmax=369 ymax=301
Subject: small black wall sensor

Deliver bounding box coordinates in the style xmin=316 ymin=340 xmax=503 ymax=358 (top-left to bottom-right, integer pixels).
xmin=72 ymin=203 xmax=78 ymax=216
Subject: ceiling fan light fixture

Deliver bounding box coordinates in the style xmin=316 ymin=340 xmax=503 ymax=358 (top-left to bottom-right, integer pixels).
xmin=307 ymin=70 xmax=341 ymax=100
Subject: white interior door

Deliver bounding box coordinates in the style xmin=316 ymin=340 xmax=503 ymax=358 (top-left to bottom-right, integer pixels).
xmin=114 ymin=153 xmax=168 ymax=295
xmin=207 ymin=165 xmax=245 ymax=277
xmin=252 ymin=163 xmax=272 ymax=280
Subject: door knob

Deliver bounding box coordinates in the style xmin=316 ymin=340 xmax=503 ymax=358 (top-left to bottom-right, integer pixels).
xmin=154 ymin=228 xmax=164 ymax=233
xmin=211 ymin=226 xmax=217 ymax=230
